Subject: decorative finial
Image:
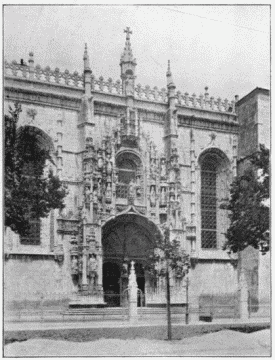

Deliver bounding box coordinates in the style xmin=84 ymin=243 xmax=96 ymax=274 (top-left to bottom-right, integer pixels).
xmin=204 ymin=86 xmax=209 ymax=99
xmin=124 ymin=27 xmax=132 ymax=40
xmin=28 ymin=52 xmax=34 ymax=65
xmin=167 ymin=60 xmax=171 ymax=76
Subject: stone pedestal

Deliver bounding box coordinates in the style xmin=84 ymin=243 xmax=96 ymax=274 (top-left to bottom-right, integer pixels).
xmin=69 ymin=287 xmax=106 ymax=308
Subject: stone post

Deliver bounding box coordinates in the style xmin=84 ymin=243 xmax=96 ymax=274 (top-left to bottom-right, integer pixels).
xmin=128 ymin=261 xmax=138 ymax=323
xmin=239 ymin=272 xmax=249 ymax=320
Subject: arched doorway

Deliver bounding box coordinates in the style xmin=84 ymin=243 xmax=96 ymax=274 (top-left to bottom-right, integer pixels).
xmin=102 ymin=212 xmax=161 ymax=307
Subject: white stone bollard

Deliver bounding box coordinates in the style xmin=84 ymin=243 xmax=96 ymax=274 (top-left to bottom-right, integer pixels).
xmin=128 ymin=261 xmax=138 ymax=323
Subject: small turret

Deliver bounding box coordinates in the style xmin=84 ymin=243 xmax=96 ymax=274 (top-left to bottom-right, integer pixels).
xmin=166 ymin=60 xmax=176 ymax=108
xmin=80 ymin=43 xmax=93 ymax=124
xmin=83 ymin=43 xmax=91 ymax=71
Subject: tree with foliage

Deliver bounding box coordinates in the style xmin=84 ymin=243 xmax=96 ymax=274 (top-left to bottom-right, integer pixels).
xmin=147 ymin=224 xmax=190 ymax=340
xmin=222 ymin=144 xmax=270 ymax=254
xmin=5 ymin=102 xmax=67 ymax=238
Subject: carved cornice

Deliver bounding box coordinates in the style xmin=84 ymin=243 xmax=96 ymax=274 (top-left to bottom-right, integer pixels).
xmin=5 ymin=85 xmax=81 ymax=110
xmin=178 ymin=115 xmax=239 ymax=133
xmin=4 ymin=252 xmax=56 ymax=260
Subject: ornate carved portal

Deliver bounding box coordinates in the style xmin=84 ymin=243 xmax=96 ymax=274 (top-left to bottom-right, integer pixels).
xmin=102 ymin=213 xmax=161 ymax=307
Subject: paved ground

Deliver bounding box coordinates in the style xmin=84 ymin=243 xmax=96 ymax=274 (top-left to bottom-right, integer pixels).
xmin=5 ymin=315 xmax=270 ymax=356
xmin=4 ymin=329 xmax=271 ymax=356
xmin=4 ymin=315 xmax=270 ymax=331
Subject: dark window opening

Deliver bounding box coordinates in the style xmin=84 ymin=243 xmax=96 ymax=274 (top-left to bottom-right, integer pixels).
xmin=20 ymin=218 xmax=41 ymax=245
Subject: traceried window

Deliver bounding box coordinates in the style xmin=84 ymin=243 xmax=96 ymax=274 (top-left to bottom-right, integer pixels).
xmin=116 ymin=158 xmax=136 ymax=199
xmin=116 ymin=152 xmax=142 ymax=199
xmin=201 ymin=155 xmax=218 ymax=249
xmin=118 ymin=158 xmax=136 ymax=184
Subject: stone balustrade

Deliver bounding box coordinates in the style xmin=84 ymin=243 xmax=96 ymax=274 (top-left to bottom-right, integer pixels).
xmin=4 ymin=59 xmax=235 ymax=113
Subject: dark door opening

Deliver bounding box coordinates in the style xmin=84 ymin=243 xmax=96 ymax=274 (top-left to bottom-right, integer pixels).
xmin=135 ymin=262 xmax=145 ymax=307
xmin=103 ymin=262 xmax=121 ymax=307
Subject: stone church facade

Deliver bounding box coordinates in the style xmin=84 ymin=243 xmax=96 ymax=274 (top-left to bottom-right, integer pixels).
xmin=4 ymin=28 xmax=253 ymax=309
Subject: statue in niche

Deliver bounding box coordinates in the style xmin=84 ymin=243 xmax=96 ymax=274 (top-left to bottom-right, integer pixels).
xmin=71 ymin=256 xmax=78 ymax=275
xmin=125 ymin=78 xmax=134 ymax=96
xmin=121 ymin=261 xmax=129 ymax=277
xmin=136 ymin=175 xmax=141 ymax=187
xmin=93 ymin=188 xmax=98 ymax=204
xmin=97 ymin=179 xmax=102 ymax=199
xmin=97 ymin=151 xmax=103 ymax=170
xmin=106 ymin=156 xmax=112 ymax=175
xmin=150 ymin=185 xmax=156 ymax=207
xmin=128 ymin=179 xmax=136 ymax=198
xmin=84 ymin=184 xmax=90 ymax=204
xmin=160 ymin=187 xmax=166 ymax=205
xmin=169 ymin=168 xmax=176 ymax=183
xmin=105 ymin=182 xmax=112 ymax=201
xmin=150 ymin=158 xmax=157 ymax=179
xmin=78 ymin=258 xmax=83 ymax=273
xmin=81 ymin=206 xmax=88 ymax=221
xmin=88 ymin=254 xmax=98 ymax=287
xmin=160 ymin=158 xmax=166 ymax=179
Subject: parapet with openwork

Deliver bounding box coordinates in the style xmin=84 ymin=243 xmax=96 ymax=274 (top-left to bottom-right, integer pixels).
xmin=4 ymin=59 xmax=236 ymax=113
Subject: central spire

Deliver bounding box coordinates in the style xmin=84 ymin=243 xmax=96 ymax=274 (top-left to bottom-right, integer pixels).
xmin=120 ymin=27 xmax=137 ymax=97
xmin=120 ymin=27 xmax=136 ymax=64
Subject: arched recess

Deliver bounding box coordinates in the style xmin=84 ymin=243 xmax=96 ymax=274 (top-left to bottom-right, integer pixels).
xmin=16 ymin=125 xmax=56 ymax=245
xmin=198 ymin=148 xmax=231 ymax=250
xmin=102 ymin=212 xmax=162 ymax=306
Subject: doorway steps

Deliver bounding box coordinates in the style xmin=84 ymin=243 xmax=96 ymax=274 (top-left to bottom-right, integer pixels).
xmin=61 ymin=306 xmax=186 ymax=321
xmin=138 ymin=307 xmax=186 ymax=319
xmin=61 ymin=307 xmax=129 ymax=321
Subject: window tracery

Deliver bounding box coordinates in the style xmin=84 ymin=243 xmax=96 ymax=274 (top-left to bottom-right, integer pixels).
xmin=200 ymin=151 xmax=230 ymax=249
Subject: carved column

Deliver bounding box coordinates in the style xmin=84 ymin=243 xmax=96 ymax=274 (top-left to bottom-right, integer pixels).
xmin=81 ymin=221 xmax=89 ymax=292
xmin=56 ymin=117 xmax=63 ymax=179
xmin=190 ymin=129 xmax=196 ymax=226
xmin=96 ymin=225 xmax=103 ymax=291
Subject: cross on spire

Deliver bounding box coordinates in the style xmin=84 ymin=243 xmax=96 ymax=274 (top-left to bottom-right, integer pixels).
xmin=124 ymin=27 xmax=132 ymax=40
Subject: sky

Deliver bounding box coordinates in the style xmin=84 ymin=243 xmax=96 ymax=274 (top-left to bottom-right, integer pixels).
xmin=4 ymin=5 xmax=270 ymax=101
